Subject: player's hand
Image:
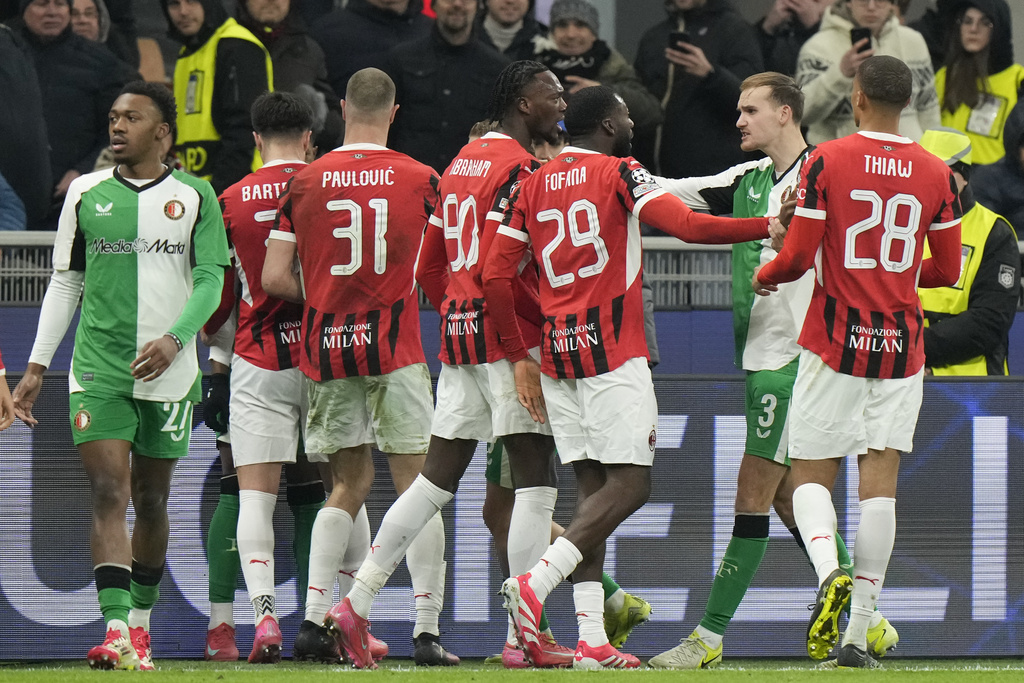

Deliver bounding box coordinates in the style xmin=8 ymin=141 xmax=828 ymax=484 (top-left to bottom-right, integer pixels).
xmin=840 ymin=42 xmax=873 ymax=78
xmin=12 ymin=366 xmax=44 ymax=427
xmin=565 ymin=75 xmax=602 ymax=94
xmin=0 ymin=379 xmax=15 ymax=431
xmin=752 ymin=265 xmax=778 ymax=297
xmin=778 ymin=197 xmax=797 ymax=227
xmin=761 ymin=0 xmax=792 ymax=34
xmin=768 ymin=217 xmax=788 ymax=252
xmin=203 ymin=372 xmax=230 ymax=433
xmin=665 ymin=44 xmax=715 ymax=78
xmin=514 ymin=357 xmax=547 ymax=424
xmin=131 ymin=335 xmax=180 ymax=382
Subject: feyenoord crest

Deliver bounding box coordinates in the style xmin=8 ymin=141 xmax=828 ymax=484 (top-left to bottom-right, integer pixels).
xmin=648 ymin=428 xmax=657 ymax=451
xmin=73 ymin=409 xmax=92 ymax=432
xmin=164 ymin=199 xmax=186 ymax=220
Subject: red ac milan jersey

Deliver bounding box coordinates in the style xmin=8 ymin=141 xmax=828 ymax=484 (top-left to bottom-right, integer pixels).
xmin=761 ymin=132 xmax=962 ymax=379
xmin=219 ymin=161 xmax=307 ymax=371
xmin=422 ymin=133 xmax=541 ymax=365
xmin=273 ymin=144 xmax=438 ymax=381
xmin=499 ymin=148 xmax=664 ymax=378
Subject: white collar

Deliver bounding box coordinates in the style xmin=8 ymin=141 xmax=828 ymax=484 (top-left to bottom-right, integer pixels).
xmin=857 ymin=130 xmax=912 ymax=145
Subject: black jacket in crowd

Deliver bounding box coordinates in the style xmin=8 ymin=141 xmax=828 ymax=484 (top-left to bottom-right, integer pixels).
xmin=12 ymin=21 xmax=136 ymax=190
xmin=0 ymin=24 xmax=51 ymax=229
xmin=237 ymin=1 xmax=343 ymax=152
xmin=755 ymin=13 xmax=819 ymax=77
xmin=385 ymin=27 xmax=509 ymax=173
xmin=633 ymin=0 xmax=763 ymax=178
xmin=313 ymin=0 xmax=432 ymax=100
xmin=160 ymin=0 xmax=270 ymax=195
xmin=472 ymin=8 xmax=546 ymax=62
xmin=973 ymin=101 xmax=1024 ymax=239
xmin=923 ymin=187 xmax=1020 ymax=375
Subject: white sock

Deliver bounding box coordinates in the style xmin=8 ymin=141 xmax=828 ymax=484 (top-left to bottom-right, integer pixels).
xmin=209 ymin=602 xmax=233 ymax=630
xmin=792 ymin=483 xmax=840 ymax=585
xmin=128 ymin=608 xmax=151 ymax=631
xmin=574 ymin=581 xmax=607 ymax=647
xmin=844 ymin=497 xmax=896 ymax=649
xmin=339 ymin=505 xmax=370 ymax=597
xmin=695 ymin=624 xmax=722 ymax=650
xmin=527 ymin=536 xmax=583 ymax=603
xmin=868 ymin=609 xmax=884 ymax=628
xmin=407 ymin=512 xmax=446 ymax=638
xmin=508 ymin=486 xmax=557 ymax=576
xmin=238 ymin=489 xmax=278 ymax=621
xmin=108 ymin=618 xmax=129 ymax=637
xmin=506 ymin=616 xmax=518 ymax=647
xmin=304 ymin=506 xmax=353 ymax=623
xmin=604 ymin=588 xmax=625 ymax=613
xmin=348 ymin=475 xmax=453 ymax=618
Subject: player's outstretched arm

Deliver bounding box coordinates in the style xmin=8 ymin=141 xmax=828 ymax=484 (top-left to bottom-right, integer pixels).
xmin=263 ymin=237 xmax=304 ymax=303
xmin=919 ymin=221 xmax=963 ymax=289
xmin=637 ymin=193 xmax=770 ymax=245
xmin=481 ymin=229 xmax=532 ymax=365
xmin=414 ymin=220 xmax=450 ymax=314
xmin=12 ymin=363 xmax=45 ymax=427
xmin=754 ymin=212 xmax=825 ymax=289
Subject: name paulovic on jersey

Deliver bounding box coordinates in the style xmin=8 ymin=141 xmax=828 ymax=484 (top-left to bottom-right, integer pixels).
xmin=321 ymin=167 xmax=397 ymax=187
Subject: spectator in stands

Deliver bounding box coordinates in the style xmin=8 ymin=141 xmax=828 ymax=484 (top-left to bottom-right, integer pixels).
xmin=795 ymin=0 xmax=939 ymax=144
xmin=13 ymin=0 xmax=137 ymax=222
xmin=533 ymin=0 xmax=661 ymax=168
xmin=756 ymin=0 xmax=829 ymax=76
xmin=910 ymin=0 xmax=956 ymax=69
xmin=973 ymin=101 xmax=1024 ymax=236
xmin=0 ymin=172 xmax=26 ymax=231
xmin=313 ymin=0 xmax=431 ymax=100
xmin=161 ymin=0 xmax=272 ymax=194
xmin=917 ymin=127 xmax=1019 ymax=376
xmin=474 ymin=0 xmax=545 ymax=61
xmin=634 ymin=0 xmax=763 ymax=178
xmin=70 ymin=0 xmax=133 ymax=64
xmin=0 ymin=23 xmax=51 ymax=229
xmin=237 ymin=0 xmax=343 ymax=153
xmin=385 ymin=0 xmax=507 ymax=172
xmin=935 ymin=0 xmax=1022 ymax=166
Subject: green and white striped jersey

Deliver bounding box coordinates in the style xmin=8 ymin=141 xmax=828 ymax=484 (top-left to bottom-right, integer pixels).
xmin=656 ymin=152 xmax=814 ymax=372
xmin=53 ymin=166 xmax=230 ymax=401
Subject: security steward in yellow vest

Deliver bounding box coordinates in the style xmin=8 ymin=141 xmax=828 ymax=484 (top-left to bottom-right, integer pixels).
xmin=162 ymin=0 xmax=273 ymax=194
xmin=918 ymin=128 xmax=1020 ymax=375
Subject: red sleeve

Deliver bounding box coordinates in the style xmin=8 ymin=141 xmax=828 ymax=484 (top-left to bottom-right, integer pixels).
xmin=415 ymin=216 xmax=450 ymax=313
xmin=482 ymin=206 xmax=532 ymax=364
xmin=756 ymin=213 xmax=826 ymax=286
xmin=636 ymin=193 xmax=770 ymax=244
xmin=0 ymin=345 xmax=5 ymax=372
xmin=919 ymin=222 xmax=963 ymax=288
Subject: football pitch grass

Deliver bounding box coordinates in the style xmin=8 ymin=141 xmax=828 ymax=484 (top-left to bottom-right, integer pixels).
xmin=2 ymin=659 xmax=1024 ymax=682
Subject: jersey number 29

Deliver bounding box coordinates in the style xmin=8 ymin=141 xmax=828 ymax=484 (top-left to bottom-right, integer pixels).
xmin=537 ymin=199 xmax=609 ymax=288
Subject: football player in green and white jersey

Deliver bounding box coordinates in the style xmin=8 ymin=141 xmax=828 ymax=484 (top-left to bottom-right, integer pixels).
xmin=649 ymin=72 xmax=896 ymax=669
xmin=13 ymin=81 xmax=230 ymax=671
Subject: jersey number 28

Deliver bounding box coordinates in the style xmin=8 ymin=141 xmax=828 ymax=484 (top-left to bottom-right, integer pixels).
xmin=844 ymin=190 xmax=922 ymax=274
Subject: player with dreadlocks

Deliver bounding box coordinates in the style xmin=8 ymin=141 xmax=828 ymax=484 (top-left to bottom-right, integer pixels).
xmin=323 ymin=60 xmax=571 ymax=669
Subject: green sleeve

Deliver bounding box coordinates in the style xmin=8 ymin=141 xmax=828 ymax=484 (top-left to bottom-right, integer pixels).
xmin=168 ymin=262 xmax=225 ymax=343
xmin=192 ymin=180 xmax=232 ymax=269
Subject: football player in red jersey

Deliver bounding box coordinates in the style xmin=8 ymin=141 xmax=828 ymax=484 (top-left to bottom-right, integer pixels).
xmin=204 ymin=91 xmax=337 ymax=664
xmin=263 ymin=68 xmax=454 ymax=668
xmin=318 ymin=61 xmax=574 ymax=669
xmin=753 ymin=56 xmax=962 ymax=668
xmin=484 ymin=85 xmax=775 ymax=669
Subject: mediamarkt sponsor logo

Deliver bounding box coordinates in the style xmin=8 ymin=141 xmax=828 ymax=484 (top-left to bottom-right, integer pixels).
xmin=90 ymin=238 xmax=186 ymax=255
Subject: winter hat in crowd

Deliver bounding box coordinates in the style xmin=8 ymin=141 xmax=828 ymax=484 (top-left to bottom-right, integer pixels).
xmin=549 ymin=0 xmax=599 ymax=36
xmin=21 ymin=0 xmax=69 ymax=12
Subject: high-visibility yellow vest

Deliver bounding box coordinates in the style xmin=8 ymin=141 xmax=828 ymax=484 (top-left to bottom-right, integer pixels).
xmin=173 ymin=18 xmax=272 ymax=181
xmin=935 ymin=64 xmax=1024 ymax=166
xmin=919 ymin=202 xmax=1013 ymax=375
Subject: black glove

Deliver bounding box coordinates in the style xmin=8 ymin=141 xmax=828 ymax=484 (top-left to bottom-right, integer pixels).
xmin=203 ymin=373 xmax=230 ymax=434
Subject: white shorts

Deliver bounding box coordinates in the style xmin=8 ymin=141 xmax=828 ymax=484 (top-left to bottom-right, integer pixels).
xmin=305 ymin=363 xmax=433 ymax=459
xmin=540 ymin=357 xmax=658 ymax=467
xmin=228 ymin=355 xmax=306 ymax=467
xmin=789 ymin=348 xmax=923 ymax=460
xmin=431 ymin=350 xmax=553 ymax=442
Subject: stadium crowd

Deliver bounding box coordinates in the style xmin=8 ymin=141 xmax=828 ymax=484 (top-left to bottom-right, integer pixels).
xmin=0 ymin=0 xmax=1021 ymax=672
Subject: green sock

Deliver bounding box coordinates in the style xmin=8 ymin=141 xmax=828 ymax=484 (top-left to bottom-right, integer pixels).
xmin=289 ymin=501 xmax=322 ymax=607
xmin=130 ymin=580 xmax=160 ymax=611
xmin=207 ymin=481 xmax=241 ymax=604
xmin=699 ymin=516 xmax=769 ymax=636
xmin=539 ymin=607 xmax=550 ymax=633
xmin=98 ymin=587 xmax=132 ymax=625
xmin=601 ymin=572 xmax=621 ymax=600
